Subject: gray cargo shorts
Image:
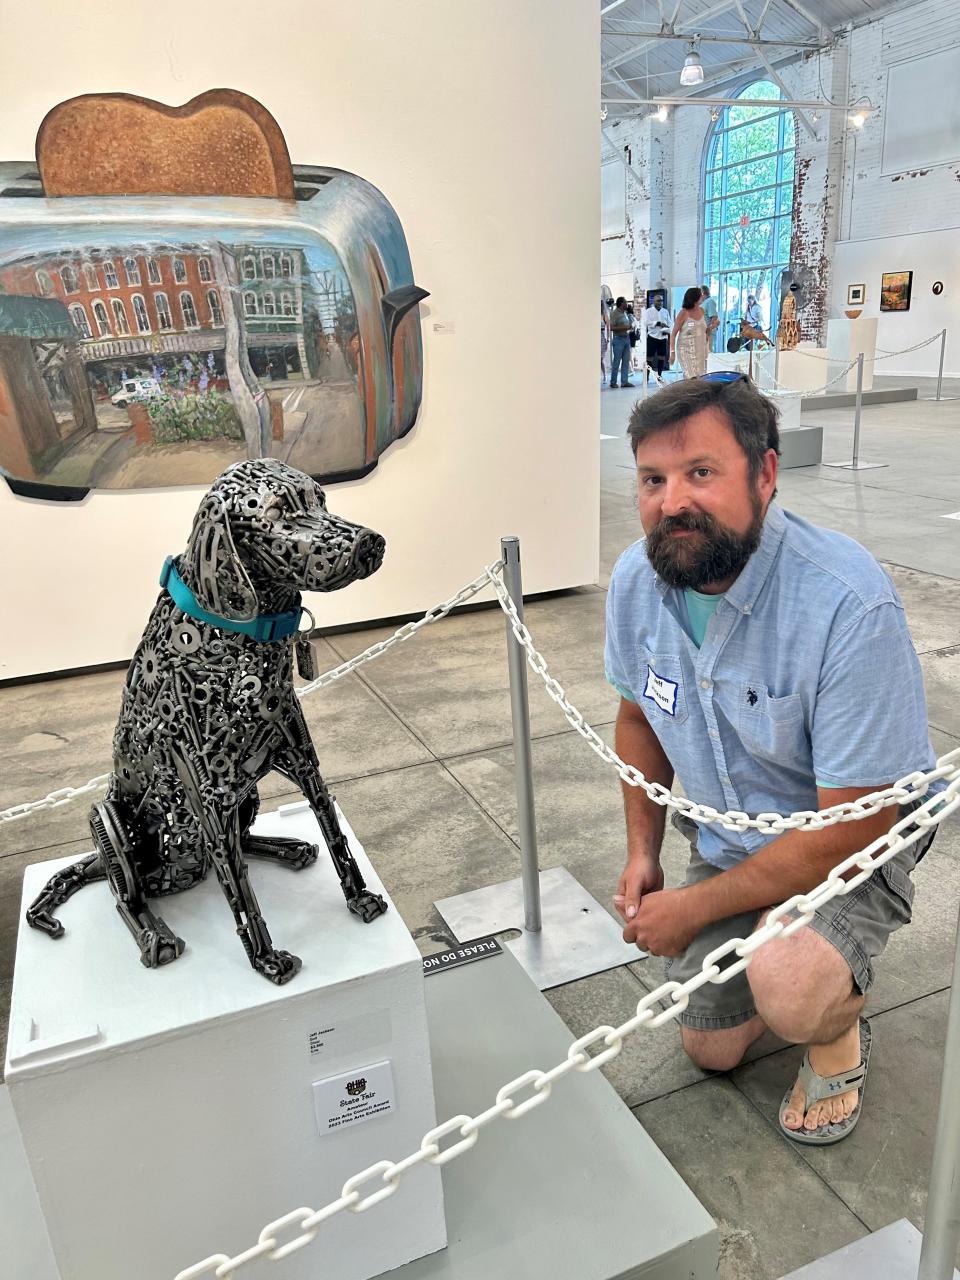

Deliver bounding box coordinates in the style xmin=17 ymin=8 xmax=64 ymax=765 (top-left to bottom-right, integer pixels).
xmin=665 ymin=806 xmax=935 ymax=1031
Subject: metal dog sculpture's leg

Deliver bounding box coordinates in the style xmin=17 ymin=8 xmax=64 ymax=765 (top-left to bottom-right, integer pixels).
xmin=90 ymin=798 xmax=186 ymax=967
xmin=26 ymin=852 xmax=107 ymax=938
xmin=273 ymin=705 xmax=388 ymax=923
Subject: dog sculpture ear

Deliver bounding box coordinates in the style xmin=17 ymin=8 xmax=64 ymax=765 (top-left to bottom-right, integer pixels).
xmin=184 ymin=492 xmax=258 ymax=621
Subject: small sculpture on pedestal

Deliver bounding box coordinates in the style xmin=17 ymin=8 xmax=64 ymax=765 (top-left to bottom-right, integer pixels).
xmin=26 ymin=459 xmax=389 ymax=984
xmin=777 ymin=283 xmax=801 ymax=351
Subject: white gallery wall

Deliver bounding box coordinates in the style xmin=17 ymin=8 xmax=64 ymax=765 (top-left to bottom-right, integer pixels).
xmin=0 ymin=0 xmax=599 ymax=679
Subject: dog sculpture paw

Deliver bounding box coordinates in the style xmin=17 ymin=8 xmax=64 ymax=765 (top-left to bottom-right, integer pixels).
xmin=348 ymin=890 xmax=389 ymax=923
xmin=254 ymin=949 xmax=303 ymax=985
xmin=137 ymin=926 xmax=186 ymax=969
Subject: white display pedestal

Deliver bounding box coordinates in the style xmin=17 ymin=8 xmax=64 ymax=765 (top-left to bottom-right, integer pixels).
xmin=826 ymin=317 xmax=877 ymax=392
xmin=5 ymin=803 xmax=446 ymax=1280
xmin=775 ymin=348 xmax=831 ymax=394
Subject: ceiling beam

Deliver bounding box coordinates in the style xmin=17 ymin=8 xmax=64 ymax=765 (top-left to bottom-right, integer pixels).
xmin=602 ymin=0 xmax=741 ymax=72
xmin=603 ymin=95 xmax=871 ymax=112
xmin=754 ymin=48 xmax=816 ymax=137
xmin=601 ymin=28 xmax=828 ymax=49
xmin=779 ymin=0 xmax=827 ymax=37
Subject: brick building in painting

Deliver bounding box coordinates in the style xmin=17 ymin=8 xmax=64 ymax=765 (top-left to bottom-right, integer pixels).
xmin=0 ymin=245 xmax=322 ymax=384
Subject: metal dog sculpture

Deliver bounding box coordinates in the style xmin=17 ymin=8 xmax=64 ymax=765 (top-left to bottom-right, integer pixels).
xmin=26 ymin=459 xmax=388 ymax=984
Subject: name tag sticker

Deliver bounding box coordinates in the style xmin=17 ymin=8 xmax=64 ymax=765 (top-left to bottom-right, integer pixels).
xmin=643 ymin=665 xmax=678 ymax=716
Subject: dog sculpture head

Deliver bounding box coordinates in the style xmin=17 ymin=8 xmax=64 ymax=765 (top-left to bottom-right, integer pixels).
xmin=183 ymin=459 xmax=385 ymax=620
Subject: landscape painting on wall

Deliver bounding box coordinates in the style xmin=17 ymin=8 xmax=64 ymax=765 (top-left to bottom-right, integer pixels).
xmin=0 ymin=91 xmax=428 ymax=500
xmin=880 ymin=270 xmax=913 ymax=313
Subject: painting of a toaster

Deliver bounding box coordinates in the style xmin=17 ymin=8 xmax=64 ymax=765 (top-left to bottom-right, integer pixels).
xmin=0 ymin=160 xmax=428 ymax=499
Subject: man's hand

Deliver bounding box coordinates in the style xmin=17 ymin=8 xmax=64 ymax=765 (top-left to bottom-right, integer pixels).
xmin=613 ymin=851 xmax=664 ymax=923
xmin=621 ymin=886 xmax=705 ymax=957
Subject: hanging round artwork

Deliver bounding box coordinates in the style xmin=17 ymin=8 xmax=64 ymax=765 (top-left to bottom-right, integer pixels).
xmin=932 ymin=281 xmax=944 ymax=295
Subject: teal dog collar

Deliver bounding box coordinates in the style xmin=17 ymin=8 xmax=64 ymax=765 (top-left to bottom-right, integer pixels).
xmin=160 ymin=556 xmax=302 ymax=643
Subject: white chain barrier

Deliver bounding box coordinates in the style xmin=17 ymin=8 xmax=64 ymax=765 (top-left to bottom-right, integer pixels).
xmin=0 ymin=565 xmax=503 ymax=827
xmin=172 ymin=570 xmax=960 ymax=1279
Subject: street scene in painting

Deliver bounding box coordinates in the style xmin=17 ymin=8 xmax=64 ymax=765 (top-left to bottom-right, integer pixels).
xmin=0 ymin=167 xmax=427 ymax=495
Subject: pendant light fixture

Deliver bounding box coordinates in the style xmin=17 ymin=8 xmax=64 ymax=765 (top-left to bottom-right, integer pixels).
xmin=680 ymin=37 xmax=704 ymax=87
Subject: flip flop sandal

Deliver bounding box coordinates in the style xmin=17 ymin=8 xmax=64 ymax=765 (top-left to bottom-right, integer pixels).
xmin=778 ymin=1017 xmax=872 ymax=1146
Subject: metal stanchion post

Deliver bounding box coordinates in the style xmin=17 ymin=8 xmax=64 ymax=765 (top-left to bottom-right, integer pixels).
xmin=851 ymin=351 xmax=865 ymax=466
xmin=824 ymin=351 xmax=887 ymax=470
xmin=917 ymin=896 xmax=960 ymax=1279
xmin=433 ymin=538 xmax=643 ymax=988
xmin=937 ymin=329 xmax=947 ymax=402
xmin=500 ymin=536 xmax=541 ymax=933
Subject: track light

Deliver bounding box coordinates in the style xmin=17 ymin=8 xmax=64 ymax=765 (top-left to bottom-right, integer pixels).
xmin=655 ymin=104 xmax=669 ymax=122
xmin=849 ymin=111 xmax=866 ymax=128
xmin=680 ymin=39 xmax=704 ymax=87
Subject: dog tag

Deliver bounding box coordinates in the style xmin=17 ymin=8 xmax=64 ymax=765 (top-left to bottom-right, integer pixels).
xmin=296 ymin=637 xmax=318 ymax=682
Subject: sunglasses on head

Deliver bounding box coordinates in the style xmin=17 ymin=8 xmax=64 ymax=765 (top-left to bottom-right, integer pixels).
xmin=701 ymin=371 xmax=752 ymax=386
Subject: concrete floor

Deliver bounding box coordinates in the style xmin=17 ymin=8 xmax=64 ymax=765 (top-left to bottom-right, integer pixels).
xmin=1 ymin=374 xmax=959 ymax=1279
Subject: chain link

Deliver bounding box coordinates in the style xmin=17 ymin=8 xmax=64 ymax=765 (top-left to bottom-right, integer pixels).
xmin=0 ymin=566 xmax=504 ymax=826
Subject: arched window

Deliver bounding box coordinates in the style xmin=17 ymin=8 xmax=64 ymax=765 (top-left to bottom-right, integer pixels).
xmin=280 ymin=254 xmax=293 ymax=279
xmin=103 ymin=261 xmax=119 ymax=289
xmin=147 ymin=258 xmax=162 ymax=284
xmin=69 ymin=304 xmax=91 ymax=339
xmin=280 ymin=291 xmax=295 ymax=317
xmin=262 ymin=254 xmax=276 ymax=279
xmin=702 ymin=80 xmax=796 ymax=347
xmin=60 ymin=264 xmax=79 ymax=294
xmin=35 ymin=269 xmax=54 ymax=296
xmin=154 ymin=292 xmax=173 ymax=330
xmin=243 ymin=291 xmax=259 ymax=316
xmin=179 ymin=292 xmax=199 ymax=328
xmin=172 ymin=257 xmax=187 ymax=284
xmin=198 ymin=256 xmax=212 ymax=282
xmin=111 ymin=299 xmax=130 ymax=335
xmin=83 ymin=263 xmax=100 ymax=291
xmin=207 ymin=289 xmax=223 ymax=325
xmin=131 ymin=294 xmax=151 ymax=334
xmin=124 ymin=257 xmax=141 ymax=286
xmin=92 ymin=300 xmax=111 ymax=336
xmin=242 ymin=255 xmax=257 ymax=281
xmin=262 ymin=290 xmax=276 ymax=316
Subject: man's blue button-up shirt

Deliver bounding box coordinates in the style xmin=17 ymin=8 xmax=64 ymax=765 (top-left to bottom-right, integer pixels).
xmin=604 ymin=503 xmax=938 ymax=869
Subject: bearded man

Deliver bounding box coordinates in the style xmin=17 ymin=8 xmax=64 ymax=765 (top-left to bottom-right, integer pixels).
xmin=604 ymin=374 xmax=940 ymax=1145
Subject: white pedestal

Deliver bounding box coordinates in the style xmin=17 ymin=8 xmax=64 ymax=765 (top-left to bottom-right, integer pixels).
xmin=775 ymin=348 xmax=832 ymax=394
xmin=5 ymin=804 xmax=446 ymax=1280
xmin=768 ymin=390 xmax=802 ymax=430
xmin=826 ymin=317 xmax=877 ymax=392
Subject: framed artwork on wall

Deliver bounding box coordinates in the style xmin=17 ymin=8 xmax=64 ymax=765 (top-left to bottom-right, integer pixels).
xmin=847 ymin=283 xmax=865 ymax=306
xmin=880 ymin=271 xmax=913 ymax=312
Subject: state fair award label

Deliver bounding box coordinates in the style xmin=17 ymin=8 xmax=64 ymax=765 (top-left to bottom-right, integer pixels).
xmin=313 ymin=1059 xmax=395 ymax=1137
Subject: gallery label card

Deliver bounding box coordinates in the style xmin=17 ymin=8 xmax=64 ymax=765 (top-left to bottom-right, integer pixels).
xmin=313 ymin=1059 xmax=395 ymax=1136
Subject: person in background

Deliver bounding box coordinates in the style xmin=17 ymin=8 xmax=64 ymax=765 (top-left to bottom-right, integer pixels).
xmin=626 ymin=302 xmax=641 ymax=371
xmin=608 ymin=296 xmax=634 ymax=389
xmin=744 ymin=294 xmax=763 ymax=330
xmin=670 ymin=287 xmax=708 ymax=380
xmin=644 ymin=292 xmax=672 ymax=384
xmin=601 ymin=298 xmax=611 ymax=381
xmin=700 ymin=285 xmax=719 ymax=352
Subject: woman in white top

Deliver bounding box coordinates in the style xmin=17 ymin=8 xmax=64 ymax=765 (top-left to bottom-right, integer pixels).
xmin=670 ymin=285 xmax=708 ymax=379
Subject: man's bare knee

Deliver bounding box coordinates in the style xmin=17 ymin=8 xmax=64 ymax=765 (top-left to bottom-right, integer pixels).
xmin=681 ymin=1018 xmax=764 ymax=1072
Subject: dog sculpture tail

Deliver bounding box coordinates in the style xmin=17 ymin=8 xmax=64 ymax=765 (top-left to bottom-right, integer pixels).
xmin=26 ymin=851 xmax=106 ymax=938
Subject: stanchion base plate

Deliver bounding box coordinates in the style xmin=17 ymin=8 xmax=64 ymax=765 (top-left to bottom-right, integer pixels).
xmin=822 ymin=460 xmax=889 ymax=470
xmin=435 ymin=866 xmax=644 ymax=990
xmin=779 ymin=1219 xmax=959 ymax=1278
